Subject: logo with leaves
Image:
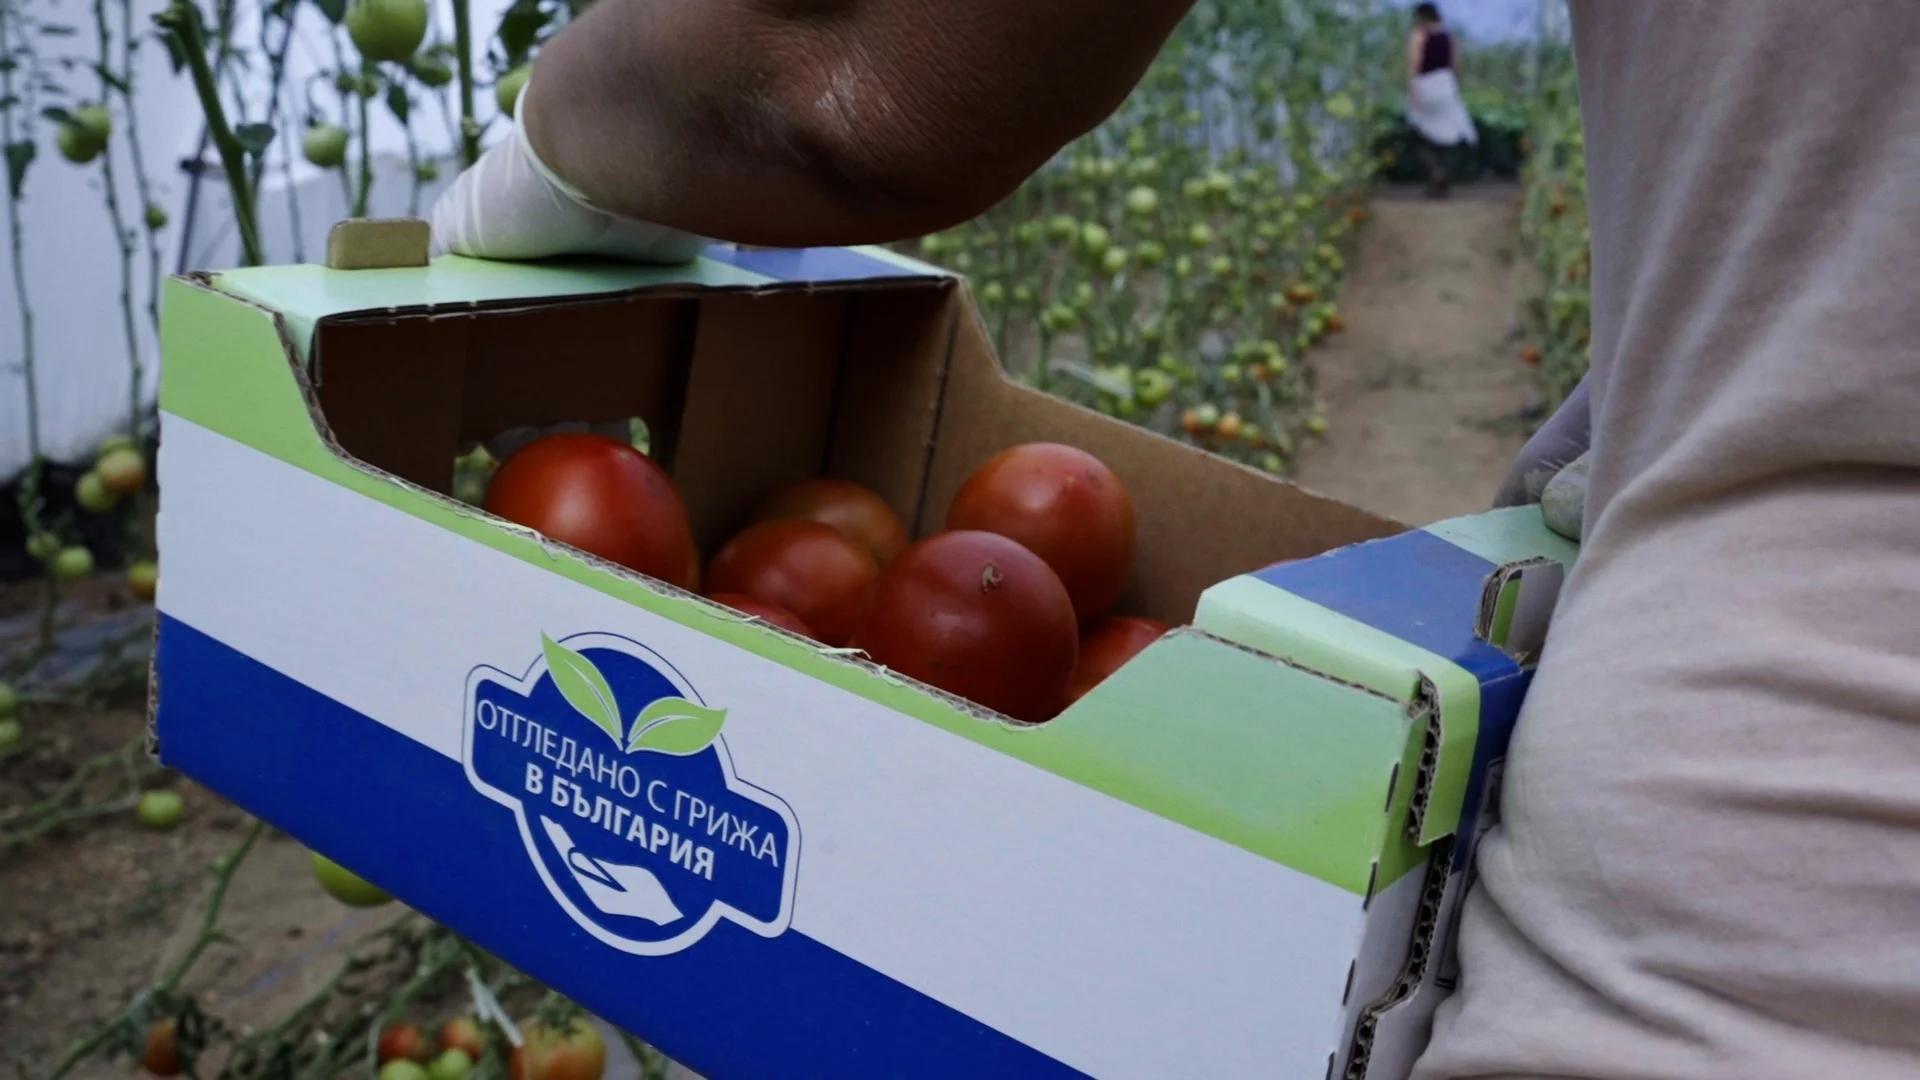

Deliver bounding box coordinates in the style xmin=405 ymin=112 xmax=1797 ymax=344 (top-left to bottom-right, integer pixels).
xmin=540 ymin=634 xmax=728 ymax=756
xmin=462 ymin=630 xmax=799 ymax=957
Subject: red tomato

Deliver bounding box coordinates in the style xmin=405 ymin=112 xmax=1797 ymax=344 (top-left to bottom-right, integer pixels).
xmin=439 ymin=1016 xmax=487 ymax=1058
xmin=143 ymin=1020 xmax=182 ymax=1077
xmin=707 ymin=592 xmax=818 ymax=640
xmin=753 ymin=478 xmax=909 ymax=566
xmin=483 ymin=434 xmax=698 ymax=591
xmin=1067 ymin=616 xmax=1172 ymax=706
xmin=379 ymin=1023 xmax=433 ymax=1063
xmin=706 ymin=521 xmax=877 ymax=646
xmin=944 ymin=443 xmax=1136 ymax=622
xmin=851 ymin=531 xmax=1078 ymax=723
xmin=508 ymin=1020 xmax=606 ymax=1080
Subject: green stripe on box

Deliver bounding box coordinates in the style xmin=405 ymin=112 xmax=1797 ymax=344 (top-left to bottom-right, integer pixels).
xmin=211 ymin=254 xmax=775 ymax=358
xmin=160 ymin=278 xmax=1420 ymax=895
xmin=1425 ymin=507 xmax=1579 ymax=568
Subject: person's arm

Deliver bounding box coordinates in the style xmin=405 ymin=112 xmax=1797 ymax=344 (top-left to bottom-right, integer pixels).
xmin=1407 ymin=29 xmax=1424 ymax=83
xmin=520 ymin=0 xmax=1194 ymax=247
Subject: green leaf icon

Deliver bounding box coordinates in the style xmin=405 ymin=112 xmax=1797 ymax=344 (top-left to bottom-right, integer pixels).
xmin=541 ymin=634 xmax=623 ymax=746
xmin=626 ymin=697 xmax=727 ymax=756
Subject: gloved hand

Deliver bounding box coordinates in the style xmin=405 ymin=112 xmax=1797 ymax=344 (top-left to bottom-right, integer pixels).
xmin=428 ymin=75 xmax=709 ymax=263
xmin=1492 ymin=375 xmax=1591 ymax=508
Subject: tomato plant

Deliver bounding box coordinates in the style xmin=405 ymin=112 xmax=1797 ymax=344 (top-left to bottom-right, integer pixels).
xmin=945 ymin=443 xmax=1136 ymax=623
xmin=485 ymin=434 xmax=700 ymax=591
xmin=707 ymin=592 xmax=819 ymax=641
xmin=754 ymin=478 xmax=909 ymax=567
xmin=852 ymin=531 xmax=1078 ymax=723
xmin=508 ymin=1019 xmax=607 ymax=1080
xmin=705 ymin=520 xmax=878 ymax=646
xmin=1067 ymin=616 xmax=1172 ymax=706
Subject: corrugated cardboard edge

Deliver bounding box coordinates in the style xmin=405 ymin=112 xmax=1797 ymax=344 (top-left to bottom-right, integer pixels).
xmin=1341 ymin=835 xmax=1457 ymax=1080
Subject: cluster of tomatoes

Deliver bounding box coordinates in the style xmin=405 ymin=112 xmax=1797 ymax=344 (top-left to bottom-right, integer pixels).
xmin=375 ymin=1015 xmax=605 ymax=1080
xmin=482 ymin=434 xmax=1173 ymax=723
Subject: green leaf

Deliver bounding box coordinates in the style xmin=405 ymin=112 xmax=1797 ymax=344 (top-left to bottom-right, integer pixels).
xmin=541 ymin=634 xmax=623 ymax=746
xmin=234 ymin=122 xmax=276 ymax=156
xmin=384 ymin=83 xmax=409 ymax=124
xmin=314 ymin=0 xmax=345 ymax=22
xmin=626 ymin=698 xmax=726 ymax=756
xmin=5 ymin=141 xmax=34 ymax=200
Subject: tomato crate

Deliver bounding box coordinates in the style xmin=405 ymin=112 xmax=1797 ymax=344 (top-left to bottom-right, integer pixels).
xmin=151 ymin=224 xmax=1576 ymax=1080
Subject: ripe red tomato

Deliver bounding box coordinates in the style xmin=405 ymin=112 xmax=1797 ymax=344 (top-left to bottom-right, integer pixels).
xmin=944 ymin=443 xmax=1135 ymax=623
xmin=508 ymin=1020 xmax=606 ymax=1080
xmin=143 ymin=1020 xmax=182 ymax=1077
xmin=439 ymin=1016 xmax=487 ymax=1058
xmin=706 ymin=520 xmax=877 ymax=646
xmin=483 ymin=434 xmax=698 ymax=591
xmin=707 ymin=592 xmax=818 ymax=640
xmin=379 ymin=1022 xmax=433 ymax=1063
xmin=852 ymin=531 xmax=1078 ymax=723
xmin=753 ymin=478 xmax=909 ymax=566
xmin=1067 ymin=616 xmax=1172 ymax=706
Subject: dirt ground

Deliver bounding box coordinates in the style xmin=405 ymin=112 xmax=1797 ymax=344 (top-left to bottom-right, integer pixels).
xmin=0 ymin=184 xmax=1535 ymax=1079
xmin=1295 ymin=185 xmax=1536 ymax=526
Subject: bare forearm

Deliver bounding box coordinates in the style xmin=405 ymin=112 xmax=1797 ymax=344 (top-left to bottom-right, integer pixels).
xmin=524 ymin=0 xmax=1193 ymax=246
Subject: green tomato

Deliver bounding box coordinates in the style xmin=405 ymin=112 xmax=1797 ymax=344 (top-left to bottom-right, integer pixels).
xmin=1219 ymin=363 xmax=1242 ymax=386
xmin=494 ymin=65 xmax=531 ymax=117
xmin=1041 ymin=303 xmax=1077 ymax=333
xmin=979 ymin=281 xmax=1005 ymax=305
xmin=143 ymin=205 xmax=168 ymax=230
xmin=1181 ymin=176 xmax=1208 ymax=201
xmin=96 ymin=447 xmax=146 ymax=495
xmin=71 ymin=104 xmax=111 ymax=142
xmin=1306 ymin=414 xmax=1329 ymax=435
xmin=1126 ymin=156 xmax=1160 ymax=180
xmin=137 ymin=789 xmax=185 ymax=830
xmin=0 ymin=682 xmax=16 ymax=718
xmin=1100 ymin=247 xmax=1128 ymax=276
xmin=75 ymin=471 xmax=118 ymax=514
xmin=1012 ymin=284 xmax=1036 ymax=306
xmin=1186 ymin=222 xmax=1214 ymax=248
xmin=1259 ymin=452 xmax=1285 ymax=474
xmin=52 ymin=546 xmax=94 ymax=582
xmin=381 ymin=1060 xmax=430 ymax=1080
xmin=1324 ymin=93 xmax=1356 ymax=120
xmin=56 ymin=120 xmax=106 ymax=165
xmin=1071 ymin=282 xmax=1095 ymax=308
xmin=0 ymin=718 xmax=19 ymax=751
xmin=1046 ymin=214 xmax=1078 ymax=243
xmin=407 ymin=54 xmax=454 ymax=87
xmin=1133 ymin=241 xmax=1165 ymax=268
xmin=1209 ymin=255 xmax=1235 ymax=277
xmin=1078 ymin=223 xmax=1110 ymax=259
xmin=1124 ymin=186 xmax=1159 ymax=217
xmin=1173 ymin=255 xmax=1194 ymax=280
xmin=1204 ymin=170 xmax=1233 ymax=197
xmin=311 ymin=851 xmax=393 ymax=907
xmin=96 ymin=432 xmax=136 ymax=458
xmin=427 ymin=1049 xmax=472 ymax=1080
xmin=128 ymin=559 xmax=159 ymax=601
xmin=1193 ymin=403 xmax=1221 ymax=430
xmin=1094 ymin=158 xmax=1118 ymax=181
xmin=303 ymin=125 xmax=349 ymax=169
xmin=345 ymin=0 xmax=429 ymax=63
xmin=1133 ymin=368 xmax=1173 ymax=406
xmin=24 ymin=533 xmax=58 ymax=563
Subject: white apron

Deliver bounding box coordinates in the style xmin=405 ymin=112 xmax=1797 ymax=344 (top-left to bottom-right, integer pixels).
xmin=1407 ymin=69 xmax=1478 ymax=147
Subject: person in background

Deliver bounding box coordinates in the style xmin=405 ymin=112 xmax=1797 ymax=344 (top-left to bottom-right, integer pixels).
xmin=429 ymin=1 xmax=1920 ymax=1076
xmin=1405 ymin=2 xmax=1476 ymax=198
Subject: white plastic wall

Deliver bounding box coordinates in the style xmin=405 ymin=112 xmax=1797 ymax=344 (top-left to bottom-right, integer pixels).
xmin=0 ymin=0 xmax=512 ymax=478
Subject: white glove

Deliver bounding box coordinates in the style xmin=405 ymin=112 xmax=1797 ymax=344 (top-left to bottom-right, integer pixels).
xmin=428 ymin=76 xmax=709 ymax=263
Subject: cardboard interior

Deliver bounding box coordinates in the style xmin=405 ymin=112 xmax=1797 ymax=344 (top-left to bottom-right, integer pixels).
xmin=309 ymin=279 xmax=1401 ymax=629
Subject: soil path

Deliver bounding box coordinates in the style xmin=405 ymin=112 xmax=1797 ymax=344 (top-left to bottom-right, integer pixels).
xmin=1295 ymin=185 xmax=1536 ymax=526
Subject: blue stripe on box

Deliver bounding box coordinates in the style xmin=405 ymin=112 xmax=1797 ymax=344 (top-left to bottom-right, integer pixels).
xmin=1253 ymin=529 xmax=1531 ymax=870
xmin=154 ymin=615 xmax=1086 ymax=1080
xmin=699 ymin=245 xmax=932 ymax=284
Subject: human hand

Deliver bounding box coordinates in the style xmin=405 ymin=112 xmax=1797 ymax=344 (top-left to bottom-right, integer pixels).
xmin=427 ymin=74 xmax=708 ymax=263
xmin=1492 ymin=375 xmax=1591 ymax=508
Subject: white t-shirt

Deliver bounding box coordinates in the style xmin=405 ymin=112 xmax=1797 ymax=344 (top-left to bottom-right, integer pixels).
xmin=1416 ymin=2 xmax=1920 ymax=1077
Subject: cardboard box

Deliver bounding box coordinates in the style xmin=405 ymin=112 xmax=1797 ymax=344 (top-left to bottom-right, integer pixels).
xmin=152 ymin=240 xmax=1572 ymax=1079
